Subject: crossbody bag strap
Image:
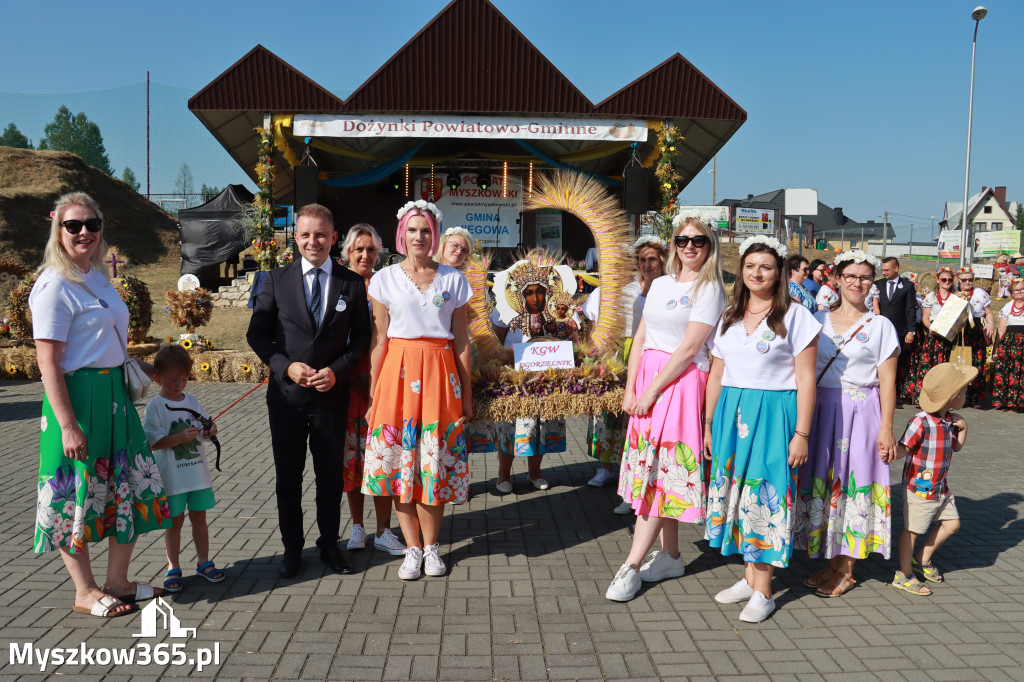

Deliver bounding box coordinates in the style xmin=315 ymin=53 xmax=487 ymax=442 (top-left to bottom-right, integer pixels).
xmin=816 ymin=323 xmax=866 ymax=385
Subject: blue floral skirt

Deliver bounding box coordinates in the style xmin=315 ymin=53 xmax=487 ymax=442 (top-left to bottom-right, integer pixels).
xmin=35 ymin=367 xmax=171 ymax=553
xmin=704 ymin=386 xmax=798 ymax=568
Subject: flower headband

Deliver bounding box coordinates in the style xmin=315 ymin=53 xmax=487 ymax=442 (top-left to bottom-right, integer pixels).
xmin=443 ymin=226 xmax=471 ymax=241
xmin=632 ymin=235 xmax=667 ymax=252
xmin=671 ymin=213 xmax=713 ymax=229
xmin=958 ymin=266 xmax=974 ymax=276
xmin=832 ymin=249 xmax=882 ymax=271
xmin=738 ymin=235 xmax=787 ymax=259
xmin=396 ymin=199 xmax=443 ymax=223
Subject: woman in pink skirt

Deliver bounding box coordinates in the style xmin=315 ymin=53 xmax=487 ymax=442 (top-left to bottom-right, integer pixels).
xmin=605 ymin=217 xmax=725 ymax=602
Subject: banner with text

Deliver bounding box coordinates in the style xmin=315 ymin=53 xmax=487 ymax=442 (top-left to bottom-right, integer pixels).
xmin=975 ymin=230 xmax=1022 ymax=259
xmin=426 ymin=173 xmax=523 ymax=249
xmin=294 ymin=114 xmax=648 ymax=141
xmin=674 ymin=206 xmax=731 ymax=232
xmin=735 ymin=207 xmax=776 ymax=235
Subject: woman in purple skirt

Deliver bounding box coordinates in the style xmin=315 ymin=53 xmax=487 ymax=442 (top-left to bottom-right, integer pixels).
xmin=795 ymin=250 xmax=900 ymax=597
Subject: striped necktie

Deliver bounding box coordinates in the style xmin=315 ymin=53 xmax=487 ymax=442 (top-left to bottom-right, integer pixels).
xmin=309 ymin=267 xmax=322 ymax=328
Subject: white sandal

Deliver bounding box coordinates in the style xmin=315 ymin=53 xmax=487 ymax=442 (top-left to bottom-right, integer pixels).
xmin=72 ymin=594 xmax=134 ymax=618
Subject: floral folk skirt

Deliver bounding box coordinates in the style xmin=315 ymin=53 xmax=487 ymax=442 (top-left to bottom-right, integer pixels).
xmin=342 ymin=361 xmax=370 ymax=493
xmin=704 ymin=387 xmax=798 ymax=568
xmin=35 ymin=367 xmax=171 ymax=554
xmin=617 ymin=350 xmax=708 ymax=522
xmin=991 ymin=327 xmax=1024 ymax=411
xmin=795 ymin=386 xmax=891 ymax=560
xmin=899 ymin=325 xmax=951 ymax=405
xmin=469 ymin=418 xmax=567 ymax=458
xmin=960 ymin=320 xmax=989 ymax=404
xmin=361 ymin=338 xmax=468 ymax=505
xmin=586 ymin=411 xmax=626 ymax=465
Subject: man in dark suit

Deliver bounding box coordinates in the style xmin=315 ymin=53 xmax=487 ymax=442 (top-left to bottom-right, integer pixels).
xmin=247 ymin=203 xmax=370 ymax=577
xmin=876 ymin=257 xmax=917 ymax=401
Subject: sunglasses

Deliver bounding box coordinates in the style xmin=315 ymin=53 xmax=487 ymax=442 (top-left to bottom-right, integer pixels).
xmin=959 ymin=277 xmax=974 ymax=283
xmin=937 ymin=277 xmax=953 ymax=283
xmin=673 ymin=235 xmax=709 ymax=249
xmin=62 ymin=218 xmax=103 ymax=234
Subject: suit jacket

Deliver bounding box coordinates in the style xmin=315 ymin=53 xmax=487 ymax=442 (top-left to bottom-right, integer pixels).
xmin=875 ymin=275 xmax=917 ymax=339
xmin=247 ymin=260 xmax=370 ymax=410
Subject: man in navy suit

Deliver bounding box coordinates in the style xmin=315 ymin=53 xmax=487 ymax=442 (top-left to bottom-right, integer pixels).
xmin=876 ymin=257 xmax=917 ymax=401
xmin=247 ymin=203 xmax=370 ymax=577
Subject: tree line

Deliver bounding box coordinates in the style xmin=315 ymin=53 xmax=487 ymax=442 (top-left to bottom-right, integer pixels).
xmin=1 ymin=106 xmax=222 ymax=203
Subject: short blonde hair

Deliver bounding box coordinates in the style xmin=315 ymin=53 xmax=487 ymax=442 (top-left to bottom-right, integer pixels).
xmin=433 ymin=229 xmax=473 ymax=265
xmin=39 ymin=192 xmax=109 ymax=283
xmin=296 ymin=203 xmax=334 ymax=227
xmin=664 ymin=217 xmax=724 ymax=299
xmin=340 ymin=223 xmax=382 ymax=264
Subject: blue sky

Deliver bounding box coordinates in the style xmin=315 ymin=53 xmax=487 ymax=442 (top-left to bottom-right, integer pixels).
xmin=2 ymin=0 xmax=1021 ymax=242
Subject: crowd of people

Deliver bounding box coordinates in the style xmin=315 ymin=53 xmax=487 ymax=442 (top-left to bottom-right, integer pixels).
xmin=29 ymin=191 xmax=1016 ymax=624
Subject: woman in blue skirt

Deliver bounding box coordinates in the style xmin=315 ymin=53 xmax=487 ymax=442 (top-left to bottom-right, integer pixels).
xmin=702 ymin=235 xmax=821 ymax=623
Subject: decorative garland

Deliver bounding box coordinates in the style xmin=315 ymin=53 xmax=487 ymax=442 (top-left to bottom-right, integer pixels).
xmin=525 ymin=171 xmax=632 ymax=358
xmin=113 ymin=275 xmax=153 ymax=344
xmin=652 ymin=123 xmax=684 ymax=213
xmin=462 ymin=251 xmax=506 ymax=362
xmin=253 ymin=127 xmax=277 ymax=271
xmin=165 ymin=289 xmax=213 ymax=335
xmin=7 ymin=273 xmax=36 ymax=340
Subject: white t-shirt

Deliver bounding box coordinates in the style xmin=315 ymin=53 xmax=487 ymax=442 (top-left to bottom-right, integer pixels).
xmin=815 ymin=284 xmax=839 ymax=310
xmin=143 ymin=393 xmax=213 ymax=496
xmin=29 ymin=268 xmax=128 ymax=373
xmin=998 ymin=303 xmax=1024 ymax=327
xmin=711 ymin=304 xmax=822 ymax=390
xmin=581 ymin=281 xmax=646 ymax=337
xmin=368 ymin=264 xmax=470 ymax=340
xmin=814 ymin=311 xmax=900 ymax=389
xmin=641 ymin=276 xmax=725 ymax=372
xmin=964 ymin=286 xmax=991 ymax=318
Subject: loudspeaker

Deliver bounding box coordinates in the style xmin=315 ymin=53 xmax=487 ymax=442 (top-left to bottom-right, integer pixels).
xmin=622 ymin=166 xmax=648 ymax=214
xmin=294 ymin=166 xmax=319 ymax=210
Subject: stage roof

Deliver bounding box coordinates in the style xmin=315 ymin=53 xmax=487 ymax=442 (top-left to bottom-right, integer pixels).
xmin=188 ymin=0 xmax=747 ymax=203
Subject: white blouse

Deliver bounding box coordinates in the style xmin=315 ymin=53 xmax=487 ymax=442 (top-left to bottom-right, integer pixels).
xmin=368 ymin=264 xmax=470 ymax=340
xmin=581 ymin=281 xmax=647 ymax=337
xmin=711 ymin=303 xmax=822 ymax=390
xmin=998 ymin=303 xmax=1024 ymax=326
xmin=814 ymin=310 xmax=900 ymax=389
xmin=641 ymin=276 xmax=725 ymax=372
xmin=964 ymin=286 xmax=992 ymax=318
xmin=29 ymin=268 xmax=128 ymax=373
xmin=923 ymin=290 xmax=956 ymax=318
xmin=815 ymin=284 xmax=839 ymax=310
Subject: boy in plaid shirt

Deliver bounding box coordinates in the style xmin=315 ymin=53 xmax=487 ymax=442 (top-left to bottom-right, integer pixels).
xmin=892 ymin=362 xmax=975 ymax=596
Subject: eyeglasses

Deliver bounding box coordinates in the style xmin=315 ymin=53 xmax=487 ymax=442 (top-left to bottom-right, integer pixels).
xmin=841 ymin=274 xmax=874 ymax=284
xmin=447 ymin=243 xmax=470 ymax=255
xmin=673 ymin=235 xmax=709 ymax=249
xmin=62 ymin=218 xmax=103 ymax=234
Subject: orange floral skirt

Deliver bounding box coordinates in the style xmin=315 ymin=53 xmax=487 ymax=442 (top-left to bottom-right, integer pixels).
xmin=361 ymin=337 xmax=468 ymax=505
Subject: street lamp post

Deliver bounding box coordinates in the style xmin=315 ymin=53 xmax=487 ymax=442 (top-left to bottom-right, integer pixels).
xmin=959 ymin=6 xmax=987 ymax=269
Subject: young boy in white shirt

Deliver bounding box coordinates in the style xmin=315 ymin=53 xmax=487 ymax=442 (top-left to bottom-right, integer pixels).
xmin=144 ymin=345 xmax=224 ymax=592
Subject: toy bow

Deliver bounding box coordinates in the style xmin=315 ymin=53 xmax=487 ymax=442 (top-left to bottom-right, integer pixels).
xmin=165 ymin=406 xmax=222 ymax=471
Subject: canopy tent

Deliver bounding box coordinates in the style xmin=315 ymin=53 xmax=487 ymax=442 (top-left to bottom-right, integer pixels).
xmin=177 ymin=184 xmax=252 ymax=278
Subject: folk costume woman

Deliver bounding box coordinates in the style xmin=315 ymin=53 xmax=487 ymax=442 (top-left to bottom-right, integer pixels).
xmin=30 ymin=192 xmax=171 ymax=618
xmin=581 ymin=236 xmax=666 ymax=504
xmin=604 ymin=218 xmax=725 ymax=602
xmin=796 ymin=250 xmax=899 ymax=598
xmin=703 ymin=236 xmax=820 ymax=623
xmin=339 ymin=223 xmax=406 ymax=557
xmin=815 ymin=264 xmax=840 ymax=311
xmin=991 ymin=277 xmax=1024 ymax=412
xmin=955 ymin=267 xmax=994 ymax=407
xmin=903 ymin=267 xmax=958 ymax=403
xmin=362 ymin=201 xmax=472 ymax=580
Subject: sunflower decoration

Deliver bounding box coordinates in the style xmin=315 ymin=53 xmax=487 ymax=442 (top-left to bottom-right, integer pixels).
xmin=165 ymin=289 xmax=214 ymax=333
xmin=181 ymin=339 xmax=194 ymax=350
xmin=6 ymin=364 xmax=16 ymax=376
xmin=205 ymin=338 xmax=215 ymax=350
xmin=240 ymin=364 xmax=252 ymax=374
xmin=200 ymin=362 xmax=211 ymax=373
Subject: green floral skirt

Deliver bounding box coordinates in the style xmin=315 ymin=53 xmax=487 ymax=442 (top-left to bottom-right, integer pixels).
xmin=34 ymin=367 xmax=171 ymax=554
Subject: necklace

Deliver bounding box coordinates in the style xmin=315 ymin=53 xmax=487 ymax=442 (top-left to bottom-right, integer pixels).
xmin=745 ymin=303 xmax=773 ymax=315
xmin=936 ymin=289 xmax=950 ymax=305
xmin=1011 ymin=301 xmax=1024 ymax=316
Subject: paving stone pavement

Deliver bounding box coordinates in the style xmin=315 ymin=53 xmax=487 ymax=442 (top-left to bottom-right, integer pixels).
xmin=0 ymin=379 xmax=1023 ymax=681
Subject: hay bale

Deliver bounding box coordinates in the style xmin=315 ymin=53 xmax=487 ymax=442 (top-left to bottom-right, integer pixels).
xmin=0 ymin=346 xmax=41 ymax=379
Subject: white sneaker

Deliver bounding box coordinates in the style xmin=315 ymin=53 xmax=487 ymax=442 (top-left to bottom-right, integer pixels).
xmin=638 ymin=551 xmax=686 ymax=582
xmin=423 ymin=543 xmax=446 ymax=577
xmin=398 ymin=546 xmax=423 ymax=580
xmin=738 ymin=591 xmax=776 ymax=623
xmin=373 ymin=528 xmax=407 ymax=556
xmin=715 ymin=578 xmax=755 ymax=604
xmin=529 ymin=477 xmax=550 ymax=490
xmin=588 ymin=468 xmax=615 ymax=487
xmin=613 ymin=500 xmax=633 ymax=515
xmin=347 ymin=524 xmax=367 ymax=550
xmin=605 ymin=564 xmax=641 ymax=602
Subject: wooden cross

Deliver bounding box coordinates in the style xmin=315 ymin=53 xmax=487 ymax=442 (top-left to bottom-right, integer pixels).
xmin=106 ymin=253 xmax=126 ymax=277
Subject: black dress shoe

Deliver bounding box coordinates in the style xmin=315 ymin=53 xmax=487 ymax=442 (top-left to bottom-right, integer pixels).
xmin=278 ymin=552 xmax=302 ymax=578
xmin=318 ymin=544 xmax=353 ymax=574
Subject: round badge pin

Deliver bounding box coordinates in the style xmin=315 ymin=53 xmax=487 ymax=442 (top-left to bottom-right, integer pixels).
xmin=98 ymin=299 xmax=109 ymax=309
xmin=679 ymin=295 xmax=691 ymax=306
xmin=432 ymin=294 xmax=444 ymax=307
xmin=666 ymin=299 xmax=677 ymax=310
xmin=442 ymin=291 xmax=451 ymax=302
xmin=755 ymin=340 xmax=770 ymax=353
xmin=856 ymin=332 xmax=869 ymax=343
xmin=336 ymin=299 xmax=347 ymax=312
xmin=762 ymin=330 xmax=776 ymax=342
xmin=832 ymin=334 xmax=843 ymax=345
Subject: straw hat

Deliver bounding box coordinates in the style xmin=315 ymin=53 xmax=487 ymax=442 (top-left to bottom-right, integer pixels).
xmin=919 ymin=362 xmax=978 ymax=414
